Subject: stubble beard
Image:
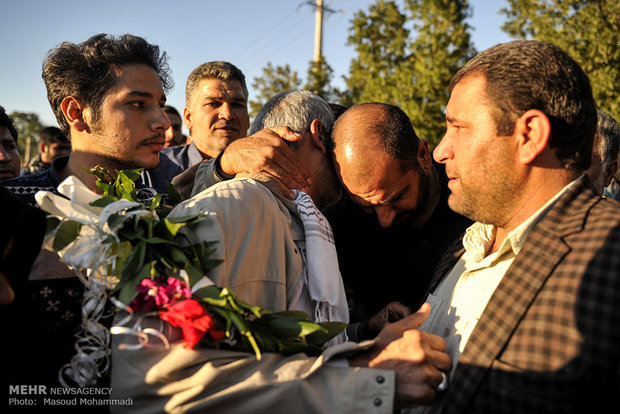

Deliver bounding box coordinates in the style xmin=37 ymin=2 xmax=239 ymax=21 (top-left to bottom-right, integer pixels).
xmin=315 ymin=157 xmax=343 ymax=210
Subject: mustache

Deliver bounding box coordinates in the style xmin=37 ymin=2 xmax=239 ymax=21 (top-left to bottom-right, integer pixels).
xmin=212 ymin=120 xmax=238 ymax=130
xmin=139 ymin=133 xmax=165 ymax=147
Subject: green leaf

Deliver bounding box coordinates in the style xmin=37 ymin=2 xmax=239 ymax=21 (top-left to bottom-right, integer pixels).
xmin=200 ymin=295 xmax=228 ymax=308
xmin=272 ymin=310 xmax=310 ymax=319
xmin=162 ymin=218 xmax=187 ymax=237
xmin=261 ymin=315 xmax=313 ymax=338
xmin=195 ymin=285 xmax=223 ymax=299
xmin=45 ymin=216 xmax=61 ymax=235
xmin=211 ymin=307 xmax=234 ymax=335
xmin=306 ymin=322 xmax=348 ymax=345
xmin=166 ymin=181 xmax=184 ymax=206
xmin=90 ymin=197 xmax=117 ymax=208
xmin=107 ymin=213 xmax=128 ymax=232
xmin=53 ymin=220 xmax=83 ymax=251
xmin=296 ymin=321 xmax=327 ymax=337
xmin=148 ymin=193 xmax=162 ymax=211
xmin=184 ymin=263 xmax=205 ymax=287
xmin=117 ymin=262 xmax=151 ymax=304
xmin=143 ymin=237 xmax=174 ymax=245
xmin=118 ymin=171 xmax=137 ymax=197
xmin=120 ymin=241 xmax=146 ymax=278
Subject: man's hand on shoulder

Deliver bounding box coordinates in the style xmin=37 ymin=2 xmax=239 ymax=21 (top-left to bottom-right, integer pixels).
xmin=220 ymin=126 xmax=311 ymax=199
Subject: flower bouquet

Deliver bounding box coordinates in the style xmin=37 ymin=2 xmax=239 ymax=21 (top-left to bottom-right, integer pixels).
xmin=36 ymin=167 xmax=346 ymax=386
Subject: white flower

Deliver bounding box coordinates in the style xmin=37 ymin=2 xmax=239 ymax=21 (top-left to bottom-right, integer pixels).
xmin=35 ymin=176 xmax=154 ymax=270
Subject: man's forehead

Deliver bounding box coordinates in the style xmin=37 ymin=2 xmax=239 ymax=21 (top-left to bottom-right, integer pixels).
xmin=347 ymin=172 xmax=411 ymax=206
xmin=198 ymin=78 xmax=246 ymax=98
xmin=109 ymin=65 xmax=167 ymax=100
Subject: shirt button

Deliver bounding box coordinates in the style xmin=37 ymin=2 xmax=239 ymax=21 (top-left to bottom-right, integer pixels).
xmin=373 ymin=398 xmax=382 ymax=407
xmin=375 ymin=375 xmax=385 ymax=384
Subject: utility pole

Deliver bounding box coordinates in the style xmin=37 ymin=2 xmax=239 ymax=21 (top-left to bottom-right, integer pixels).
xmin=313 ymin=0 xmax=324 ymax=64
xmin=303 ymin=0 xmax=337 ymax=63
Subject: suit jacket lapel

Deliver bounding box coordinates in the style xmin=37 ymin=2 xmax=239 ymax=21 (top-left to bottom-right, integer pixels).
xmin=441 ymin=178 xmax=598 ymax=413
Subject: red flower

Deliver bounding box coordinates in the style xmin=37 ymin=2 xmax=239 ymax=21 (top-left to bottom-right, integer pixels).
xmin=160 ymin=299 xmax=224 ymax=348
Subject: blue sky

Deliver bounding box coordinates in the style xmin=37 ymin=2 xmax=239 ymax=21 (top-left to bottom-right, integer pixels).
xmin=0 ymin=0 xmax=512 ymax=131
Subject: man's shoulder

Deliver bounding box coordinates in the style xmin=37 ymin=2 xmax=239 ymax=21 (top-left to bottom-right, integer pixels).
xmin=171 ymin=176 xmax=293 ymax=233
xmin=161 ymin=144 xmax=190 ymax=160
xmin=0 ymin=170 xmax=57 ymax=204
xmin=585 ymin=197 xmax=620 ymax=237
xmin=195 ymin=176 xmax=277 ymax=204
xmin=161 ymin=143 xmax=202 ymax=169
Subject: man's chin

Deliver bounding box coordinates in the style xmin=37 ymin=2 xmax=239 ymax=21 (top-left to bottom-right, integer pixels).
xmin=213 ymin=130 xmax=241 ymax=140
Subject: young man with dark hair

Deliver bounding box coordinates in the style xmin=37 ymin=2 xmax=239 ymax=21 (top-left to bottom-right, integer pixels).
xmin=0 ymin=33 xmax=172 ymax=389
xmin=22 ymin=126 xmax=71 ymax=175
xmin=162 ymin=104 xmax=186 ymax=147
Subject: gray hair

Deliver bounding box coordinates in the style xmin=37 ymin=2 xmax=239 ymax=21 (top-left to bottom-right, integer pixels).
xmin=595 ymin=110 xmax=620 ymax=168
xmin=250 ymin=90 xmax=335 ymax=150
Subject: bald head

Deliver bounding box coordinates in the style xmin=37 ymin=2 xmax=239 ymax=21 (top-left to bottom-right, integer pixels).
xmin=331 ymin=103 xmax=435 ymax=228
xmin=332 ymin=103 xmax=421 ymax=183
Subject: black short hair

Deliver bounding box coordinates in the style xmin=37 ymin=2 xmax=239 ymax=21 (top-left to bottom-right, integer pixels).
xmin=43 ymin=33 xmax=172 ymax=136
xmin=39 ymin=126 xmax=69 ymax=145
xmin=451 ymin=40 xmax=597 ymax=172
xmin=162 ymin=105 xmax=181 ymax=118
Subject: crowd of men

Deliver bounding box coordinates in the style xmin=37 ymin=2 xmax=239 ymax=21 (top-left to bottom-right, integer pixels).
xmin=1 ymin=32 xmax=619 ymax=414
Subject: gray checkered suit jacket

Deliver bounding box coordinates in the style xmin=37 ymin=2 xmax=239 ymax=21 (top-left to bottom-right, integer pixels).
xmin=429 ymin=178 xmax=620 ymax=413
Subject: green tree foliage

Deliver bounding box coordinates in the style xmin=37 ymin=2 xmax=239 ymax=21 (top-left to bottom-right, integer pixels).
xmin=305 ymin=56 xmax=336 ymax=102
xmin=342 ymin=0 xmax=475 ymax=147
xmin=9 ymin=111 xmax=45 ymax=165
xmin=249 ymin=63 xmax=302 ymax=119
xmin=501 ymin=0 xmax=619 ymax=120
xmin=402 ymin=0 xmax=476 ymax=146
xmin=340 ymin=1 xmax=411 ymax=107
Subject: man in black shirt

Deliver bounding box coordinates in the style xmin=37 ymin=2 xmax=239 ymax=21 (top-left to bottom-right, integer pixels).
xmin=323 ymin=103 xmax=472 ymax=332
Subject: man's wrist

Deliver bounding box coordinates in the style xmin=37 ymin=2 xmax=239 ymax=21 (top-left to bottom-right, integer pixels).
xmin=214 ymin=150 xmax=235 ymax=181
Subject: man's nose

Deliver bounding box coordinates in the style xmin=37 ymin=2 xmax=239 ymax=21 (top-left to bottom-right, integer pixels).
xmin=374 ymin=205 xmax=396 ymax=228
xmin=218 ymin=103 xmax=233 ymax=120
xmin=433 ymin=134 xmax=453 ymax=164
xmin=154 ymin=109 xmax=171 ymax=132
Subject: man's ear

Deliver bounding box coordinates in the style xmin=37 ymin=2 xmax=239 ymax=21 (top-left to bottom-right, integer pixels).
xmin=61 ymin=96 xmax=89 ymax=133
xmin=417 ymin=139 xmax=432 ymax=170
xmin=38 ymin=141 xmax=47 ymax=154
xmin=309 ymin=119 xmax=326 ymax=154
xmin=515 ymin=109 xmax=551 ymax=164
xmin=183 ymin=106 xmax=193 ymax=131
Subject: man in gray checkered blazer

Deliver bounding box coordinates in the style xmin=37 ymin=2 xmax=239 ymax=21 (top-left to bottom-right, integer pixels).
xmin=417 ymin=40 xmax=620 ymax=413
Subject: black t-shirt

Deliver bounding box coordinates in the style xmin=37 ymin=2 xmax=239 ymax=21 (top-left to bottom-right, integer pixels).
xmin=323 ymin=163 xmax=472 ymax=322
